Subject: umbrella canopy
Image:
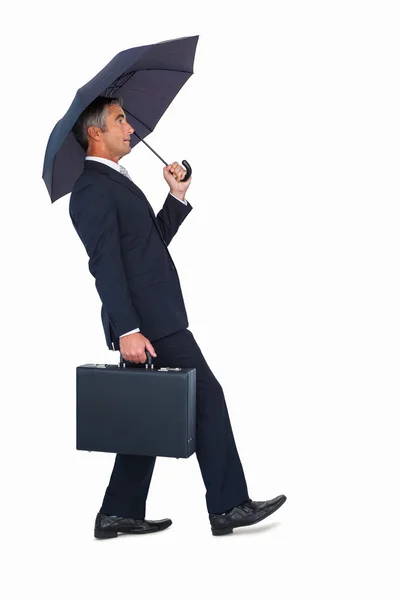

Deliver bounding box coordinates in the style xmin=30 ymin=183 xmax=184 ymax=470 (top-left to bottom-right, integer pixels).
xmin=42 ymin=35 xmax=198 ymax=203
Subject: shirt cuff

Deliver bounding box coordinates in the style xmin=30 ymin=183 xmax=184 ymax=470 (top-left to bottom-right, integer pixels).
xmin=120 ymin=328 xmax=140 ymax=338
xmin=169 ymin=193 xmax=187 ymax=205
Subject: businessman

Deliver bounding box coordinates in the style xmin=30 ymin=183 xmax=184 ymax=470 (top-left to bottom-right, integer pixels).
xmin=69 ymin=95 xmax=286 ymax=537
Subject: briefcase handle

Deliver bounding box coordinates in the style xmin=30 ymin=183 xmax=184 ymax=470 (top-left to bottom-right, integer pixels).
xmin=119 ymin=350 xmax=154 ymax=369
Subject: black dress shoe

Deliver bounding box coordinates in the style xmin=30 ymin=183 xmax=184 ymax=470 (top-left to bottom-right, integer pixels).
xmin=209 ymin=495 xmax=287 ymax=536
xmin=94 ymin=513 xmax=172 ymax=539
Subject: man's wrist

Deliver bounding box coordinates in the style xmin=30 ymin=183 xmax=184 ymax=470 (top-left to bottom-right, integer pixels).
xmin=169 ymin=190 xmax=185 ymax=201
xmin=120 ymin=328 xmax=140 ymax=338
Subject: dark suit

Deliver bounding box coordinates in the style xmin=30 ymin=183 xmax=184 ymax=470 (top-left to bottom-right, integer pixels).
xmin=70 ymin=159 xmax=192 ymax=350
xmin=69 ymin=159 xmax=249 ymax=515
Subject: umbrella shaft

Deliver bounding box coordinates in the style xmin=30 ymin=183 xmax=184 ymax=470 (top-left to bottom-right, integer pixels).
xmin=133 ymin=131 xmax=168 ymax=167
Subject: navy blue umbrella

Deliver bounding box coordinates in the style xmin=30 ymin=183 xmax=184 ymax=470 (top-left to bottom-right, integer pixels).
xmin=42 ymin=35 xmax=198 ymax=203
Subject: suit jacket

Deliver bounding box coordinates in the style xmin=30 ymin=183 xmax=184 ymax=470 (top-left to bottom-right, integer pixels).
xmin=69 ymin=159 xmax=193 ymax=350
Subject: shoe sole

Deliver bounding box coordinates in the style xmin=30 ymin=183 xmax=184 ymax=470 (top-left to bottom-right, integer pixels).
xmin=211 ymin=496 xmax=287 ymax=536
xmin=94 ymin=522 xmax=172 ymax=539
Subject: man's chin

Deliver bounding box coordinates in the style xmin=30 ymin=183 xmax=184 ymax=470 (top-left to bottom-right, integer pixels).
xmin=118 ymin=147 xmax=131 ymax=160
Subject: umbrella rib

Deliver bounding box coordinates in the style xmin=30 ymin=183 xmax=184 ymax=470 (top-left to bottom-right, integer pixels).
xmin=123 ymin=108 xmax=153 ymax=135
xmin=126 ymin=68 xmax=193 ymax=74
xmin=121 ymin=87 xmax=168 ymax=100
xmin=104 ymin=70 xmax=136 ymax=97
xmin=105 ymin=66 xmax=193 ymax=97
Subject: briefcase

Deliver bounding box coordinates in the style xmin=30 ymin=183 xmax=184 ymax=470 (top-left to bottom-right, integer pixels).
xmin=76 ymin=353 xmax=196 ymax=459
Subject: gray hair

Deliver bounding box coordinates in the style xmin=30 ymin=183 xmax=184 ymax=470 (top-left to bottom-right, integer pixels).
xmin=72 ymin=95 xmax=124 ymax=152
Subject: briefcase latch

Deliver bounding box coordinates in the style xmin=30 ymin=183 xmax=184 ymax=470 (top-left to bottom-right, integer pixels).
xmin=158 ymin=367 xmax=182 ymax=371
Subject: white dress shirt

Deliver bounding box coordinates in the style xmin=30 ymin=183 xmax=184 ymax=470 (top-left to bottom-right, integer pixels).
xmin=84 ymin=156 xmax=188 ymax=339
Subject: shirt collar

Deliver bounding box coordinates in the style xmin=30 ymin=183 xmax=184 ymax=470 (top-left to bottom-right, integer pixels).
xmin=85 ymin=156 xmax=121 ymax=173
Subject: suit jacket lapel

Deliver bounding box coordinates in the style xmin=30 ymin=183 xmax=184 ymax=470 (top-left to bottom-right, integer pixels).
xmin=107 ymin=168 xmax=169 ymax=247
xmin=107 ymin=169 xmax=151 ymax=209
xmin=84 ymin=159 xmax=169 ymax=248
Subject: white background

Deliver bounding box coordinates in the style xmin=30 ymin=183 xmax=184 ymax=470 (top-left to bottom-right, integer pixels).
xmin=1 ymin=0 xmax=399 ymax=598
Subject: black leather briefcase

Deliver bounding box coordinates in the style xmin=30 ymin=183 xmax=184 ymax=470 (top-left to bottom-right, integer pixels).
xmin=76 ymin=353 xmax=196 ymax=458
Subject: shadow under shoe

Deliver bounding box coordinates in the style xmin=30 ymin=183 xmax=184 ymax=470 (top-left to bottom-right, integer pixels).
xmin=209 ymin=495 xmax=287 ymax=536
xmin=94 ymin=513 xmax=172 ymax=539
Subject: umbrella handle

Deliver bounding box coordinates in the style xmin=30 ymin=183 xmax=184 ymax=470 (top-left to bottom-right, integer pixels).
xmin=182 ymin=160 xmax=192 ymax=182
xmin=134 ymin=132 xmax=192 ymax=181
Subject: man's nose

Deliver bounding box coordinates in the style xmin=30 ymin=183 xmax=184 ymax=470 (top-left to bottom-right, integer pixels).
xmin=127 ymin=123 xmax=134 ymax=134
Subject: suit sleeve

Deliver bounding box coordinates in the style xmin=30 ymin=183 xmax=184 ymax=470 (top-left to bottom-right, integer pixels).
xmin=156 ymin=193 xmax=193 ymax=246
xmin=69 ymin=184 xmax=140 ymax=337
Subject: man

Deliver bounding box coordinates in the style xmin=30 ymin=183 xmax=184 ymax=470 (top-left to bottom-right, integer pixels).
xmin=69 ymin=95 xmax=287 ymax=537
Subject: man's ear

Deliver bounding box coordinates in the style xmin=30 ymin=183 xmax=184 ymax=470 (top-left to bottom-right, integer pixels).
xmin=87 ymin=125 xmax=100 ymax=142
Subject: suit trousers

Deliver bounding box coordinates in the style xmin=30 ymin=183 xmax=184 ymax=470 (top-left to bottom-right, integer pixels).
xmin=99 ymin=328 xmax=249 ymax=517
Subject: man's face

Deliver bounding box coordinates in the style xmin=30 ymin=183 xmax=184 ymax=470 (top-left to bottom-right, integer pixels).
xmin=94 ymin=104 xmax=134 ymax=160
